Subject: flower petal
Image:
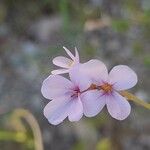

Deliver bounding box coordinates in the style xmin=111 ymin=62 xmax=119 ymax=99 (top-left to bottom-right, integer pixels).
xmin=41 ymin=75 xmax=73 ymax=99
xmin=106 ymin=91 xmax=131 ymax=120
xmin=63 ymin=47 xmax=75 ymax=60
xmin=68 ymin=96 xmax=83 ymax=121
xmin=52 ymin=56 xmax=73 ymax=68
xmin=80 ymin=59 xmax=108 ymax=84
xmin=44 ymin=96 xmax=71 ymax=125
xmin=81 ymin=90 xmax=106 ymax=117
xmin=109 ymin=65 xmax=138 ymax=90
xmin=51 ymin=69 xmax=69 ymax=75
xmin=74 ymin=47 xmax=80 ymax=63
xmin=69 ymin=64 xmax=91 ymax=91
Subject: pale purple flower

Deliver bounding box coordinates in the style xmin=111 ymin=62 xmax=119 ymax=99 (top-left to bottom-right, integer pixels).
xmin=41 ymin=65 xmax=91 ymax=125
xmin=51 ymin=47 xmax=79 ymax=75
xmin=80 ymin=59 xmax=138 ymax=120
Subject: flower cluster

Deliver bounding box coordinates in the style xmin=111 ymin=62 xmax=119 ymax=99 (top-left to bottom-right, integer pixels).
xmin=41 ymin=47 xmax=138 ymax=125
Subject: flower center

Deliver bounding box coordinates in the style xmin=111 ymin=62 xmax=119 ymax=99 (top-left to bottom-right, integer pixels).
xmin=100 ymin=83 xmax=113 ymax=93
xmin=71 ymin=87 xmax=80 ymax=98
xmin=68 ymin=60 xmax=74 ymax=67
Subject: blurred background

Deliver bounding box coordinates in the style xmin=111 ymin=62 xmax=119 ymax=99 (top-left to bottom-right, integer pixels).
xmin=0 ymin=0 xmax=150 ymax=150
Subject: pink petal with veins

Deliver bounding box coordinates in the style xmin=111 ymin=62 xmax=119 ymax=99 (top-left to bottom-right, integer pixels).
xmin=63 ymin=46 xmax=75 ymax=60
xmin=52 ymin=56 xmax=72 ymax=68
xmin=51 ymin=47 xmax=80 ymax=75
xmin=69 ymin=64 xmax=91 ymax=91
xmin=106 ymin=91 xmax=131 ymax=120
xmin=81 ymin=90 xmax=106 ymax=117
xmin=68 ymin=96 xmax=83 ymax=121
xmin=109 ymin=65 xmax=138 ymax=90
xmin=41 ymin=75 xmax=73 ymax=99
xmin=44 ymin=95 xmax=72 ymax=125
xmin=74 ymin=47 xmax=80 ymax=63
xmin=80 ymin=59 xmax=108 ymax=84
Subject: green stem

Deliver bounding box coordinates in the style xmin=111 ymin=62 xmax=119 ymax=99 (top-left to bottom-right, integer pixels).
xmin=120 ymin=91 xmax=150 ymax=109
xmin=0 ymin=131 xmax=26 ymax=142
xmin=12 ymin=109 xmax=44 ymax=150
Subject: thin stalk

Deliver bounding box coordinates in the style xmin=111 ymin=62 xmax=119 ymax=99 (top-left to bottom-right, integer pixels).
xmin=12 ymin=109 xmax=44 ymax=150
xmin=120 ymin=91 xmax=150 ymax=109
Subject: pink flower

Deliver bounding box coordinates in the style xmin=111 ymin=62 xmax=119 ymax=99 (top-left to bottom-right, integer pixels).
xmin=51 ymin=47 xmax=79 ymax=75
xmin=41 ymin=65 xmax=91 ymax=125
xmin=80 ymin=59 xmax=138 ymax=120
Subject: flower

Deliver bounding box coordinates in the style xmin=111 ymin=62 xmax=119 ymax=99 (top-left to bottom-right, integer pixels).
xmin=51 ymin=47 xmax=80 ymax=75
xmin=80 ymin=59 xmax=138 ymax=120
xmin=41 ymin=65 xmax=91 ymax=125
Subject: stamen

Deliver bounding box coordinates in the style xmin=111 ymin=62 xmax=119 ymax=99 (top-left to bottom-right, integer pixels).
xmin=89 ymin=84 xmax=97 ymax=90
xmin=100 ymin=83 xmax=113 ymax=93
